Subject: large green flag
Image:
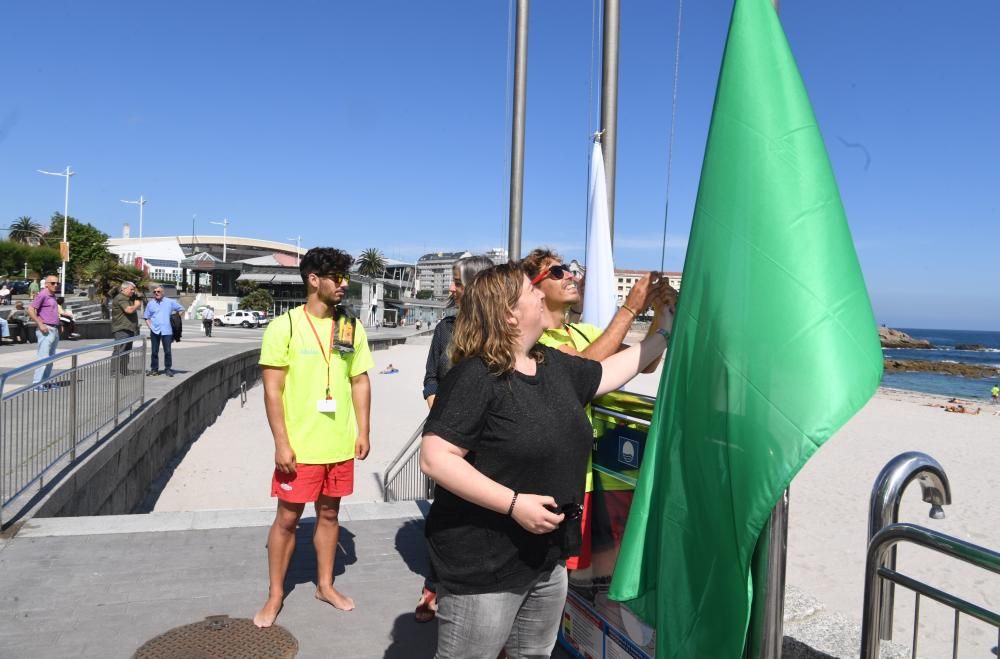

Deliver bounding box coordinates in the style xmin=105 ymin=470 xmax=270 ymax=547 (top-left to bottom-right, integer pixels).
xmin=607 ymin=0 xmax=883 ymax=656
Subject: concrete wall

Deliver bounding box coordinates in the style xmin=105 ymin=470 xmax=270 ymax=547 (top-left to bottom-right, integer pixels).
xmin=34 ymin=348 xmax=262 ymax=518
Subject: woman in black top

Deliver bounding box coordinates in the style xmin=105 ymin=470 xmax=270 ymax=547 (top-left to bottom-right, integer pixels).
xmin=416 ymin=255 xmax=496 ymax=623
xmin=420 ymin=262 xmax=673 ymax=658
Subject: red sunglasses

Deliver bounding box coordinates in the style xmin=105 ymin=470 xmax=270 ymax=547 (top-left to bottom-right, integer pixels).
xmin=530 ymin=264 xmax=572 ymax=286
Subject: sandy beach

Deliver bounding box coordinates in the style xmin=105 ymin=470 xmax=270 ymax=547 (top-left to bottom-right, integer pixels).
xmin=152 ymin=338 xmax=999 ymax=656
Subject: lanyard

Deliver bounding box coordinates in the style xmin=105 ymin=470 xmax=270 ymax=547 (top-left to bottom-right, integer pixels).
xmin=303 ymin=310 xmax=336 ymax=399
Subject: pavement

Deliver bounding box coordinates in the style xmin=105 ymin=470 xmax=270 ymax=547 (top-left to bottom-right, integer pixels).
xmin=0 ymin=503 xmax=443 ymax=658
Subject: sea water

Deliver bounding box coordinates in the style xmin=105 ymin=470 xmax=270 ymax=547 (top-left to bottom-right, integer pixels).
xmin=881 ymin=328 xmax=1000 ymax=400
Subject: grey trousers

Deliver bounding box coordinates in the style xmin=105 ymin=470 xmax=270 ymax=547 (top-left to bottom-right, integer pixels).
xmin=435 ymin=562 xmax=567 ymax=659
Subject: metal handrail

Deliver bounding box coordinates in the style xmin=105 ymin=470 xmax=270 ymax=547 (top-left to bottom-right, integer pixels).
xmin=0 ymin=335 xmax=147 ymax=526
xmin=381 ymin=419 xmax=429 ymax=503
xmin=860 ymin=522 xmax=1000 ymax=659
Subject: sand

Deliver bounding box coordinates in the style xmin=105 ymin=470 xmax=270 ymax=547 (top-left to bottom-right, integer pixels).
xmin=153 ymin=339 xmax=999 ymax=656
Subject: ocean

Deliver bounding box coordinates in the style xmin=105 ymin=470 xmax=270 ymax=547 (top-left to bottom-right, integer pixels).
xmin=881 ymin=328 xmax=1000 ymax=400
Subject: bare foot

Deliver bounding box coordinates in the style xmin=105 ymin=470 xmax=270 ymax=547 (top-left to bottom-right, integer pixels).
xmin=315 ymin=584 xmax=355 ymax=611
xmin=253 ymin=596 xmax=283 ymax=628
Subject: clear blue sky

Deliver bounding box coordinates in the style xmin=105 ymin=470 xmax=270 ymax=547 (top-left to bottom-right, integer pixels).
xmin=1 ymin=1 xmax=997 ymax=329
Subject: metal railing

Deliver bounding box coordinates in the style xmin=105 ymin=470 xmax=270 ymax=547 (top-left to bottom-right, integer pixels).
xmin=382 ymin=419 xmax=430 ymax=503
xmin=0 ymin=335 xmax=146 ymax=526
xmin=860 ymin=523 xmax=1000 ymax=659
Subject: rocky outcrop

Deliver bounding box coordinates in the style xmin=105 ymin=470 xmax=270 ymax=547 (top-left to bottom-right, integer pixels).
xmin=879 ymin=327 xmax=932 ymax=349
xmin=883 ymin=358 xmax=1000 ymax=378
xmin=954 ymin=343 xmax=987 ymax=351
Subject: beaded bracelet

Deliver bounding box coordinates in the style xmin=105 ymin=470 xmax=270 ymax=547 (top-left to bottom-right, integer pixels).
xmin=507 ymin=492 xmax=519 ymax=516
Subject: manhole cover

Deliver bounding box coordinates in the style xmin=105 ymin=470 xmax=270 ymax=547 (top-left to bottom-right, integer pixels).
xmin=134 ymin=615 xmax=298 ymax=659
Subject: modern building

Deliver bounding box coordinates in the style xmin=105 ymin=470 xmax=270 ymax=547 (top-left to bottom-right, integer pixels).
xmin=416 ymin=251 xmax=471 ymax=300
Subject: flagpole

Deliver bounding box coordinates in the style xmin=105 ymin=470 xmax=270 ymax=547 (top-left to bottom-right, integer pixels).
xmin=507 ymin=0 xmax=529 ymax=261
xmin=756 ymin=4 xmax=787 ymax=656
xmin=599 ymin=0 xmax=620 ymax=243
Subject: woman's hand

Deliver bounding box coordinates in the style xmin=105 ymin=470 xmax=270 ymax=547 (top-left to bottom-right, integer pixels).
xmin=511 ymin=493 xmax=565 ymax=534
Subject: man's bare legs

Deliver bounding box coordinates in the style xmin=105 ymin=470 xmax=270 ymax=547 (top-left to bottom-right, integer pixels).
xmin=254 ymin=499 xmax=305 ymax=628
xmin=313 ymin=495 xmax=355 ymax=611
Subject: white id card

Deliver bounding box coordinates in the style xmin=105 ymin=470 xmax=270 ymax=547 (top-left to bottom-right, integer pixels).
xmin=316 ymin=399 xmax=336 ymax=413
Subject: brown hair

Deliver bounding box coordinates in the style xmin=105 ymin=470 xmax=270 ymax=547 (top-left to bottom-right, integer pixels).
xmin=450 ymin=261 xmax=543 ymax=374
xmin=520 ymin=247 xmax=562 ymax=280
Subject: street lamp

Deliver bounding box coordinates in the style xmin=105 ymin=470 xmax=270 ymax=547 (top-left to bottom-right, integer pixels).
xmin=121 ymin=195 xmax=147 ymax=266
xmin=287 ymin=235 xmax=301 ymax=266
xmin=37 ymin=166 xmax=75 ymax=297
xmin=210 ymin=218 xmax=230 ymax=262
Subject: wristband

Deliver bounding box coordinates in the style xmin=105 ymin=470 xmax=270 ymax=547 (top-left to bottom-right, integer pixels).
xmin=569 ymin=308 xmax=583 ymax=314
xmin=621 ymin=304 xmax=638 ymax=318
xmin=507 ymin=492 xmax=519 ymax=516
xmin=655 ymin=328 xmax=670 ymax=341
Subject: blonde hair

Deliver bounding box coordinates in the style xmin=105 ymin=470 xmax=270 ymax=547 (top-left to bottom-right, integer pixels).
xmin=450 ymin=262 xmax=543 ymax=374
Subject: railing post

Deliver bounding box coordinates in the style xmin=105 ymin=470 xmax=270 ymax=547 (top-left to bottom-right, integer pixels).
xmin=0 ymin=374 xmax=6 ymax=528
xmin=141 ymin=337 xmax=147 ymax=405
xmin=114 ymin=349 xmax=121 ymax=427
xmin=69 ymin=355 xmax=78 ymax=461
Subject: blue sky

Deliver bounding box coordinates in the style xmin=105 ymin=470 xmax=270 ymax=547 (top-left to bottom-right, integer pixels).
xmin=1 ymin=1 xmax=997 ymax=329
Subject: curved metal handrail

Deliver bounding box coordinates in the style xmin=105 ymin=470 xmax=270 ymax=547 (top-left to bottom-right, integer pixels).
xmin=860 ymin=523 xmax=1000 ymax=659
xmin=381 ymin=419 xmax=427 ymax=503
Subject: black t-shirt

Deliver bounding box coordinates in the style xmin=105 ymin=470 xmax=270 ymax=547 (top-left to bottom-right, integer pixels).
xmin=423 ymin=346 xmax=602 ymax=594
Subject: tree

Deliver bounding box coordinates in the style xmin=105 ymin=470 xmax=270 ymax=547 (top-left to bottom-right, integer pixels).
xmin=356 ymin=247 xmax=386 ymax=279
xmin=415 ymin=289 xmax=434 ymax=300
xmin=239 ymin=289 xmax=274 ymax=312
xmin=77 ymin=255 xmax=150 ymax=317
xmin=8 ymin=216 xmax=46 ymax=246
xmin=47 ymin=213 xmax=114 ymax=280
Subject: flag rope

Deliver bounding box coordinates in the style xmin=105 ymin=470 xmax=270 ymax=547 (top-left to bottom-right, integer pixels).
xmin=659 ymin=0 xmax=685 ymax=273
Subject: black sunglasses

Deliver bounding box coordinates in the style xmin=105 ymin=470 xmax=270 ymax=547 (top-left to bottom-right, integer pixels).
xmin=530 ymin=264 xmax=572 ymax=285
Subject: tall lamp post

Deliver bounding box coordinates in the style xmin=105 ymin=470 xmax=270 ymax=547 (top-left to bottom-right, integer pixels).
xmin=209 ymin=218 xmax=230 ymax=262
xmin=37 ymin=166 xmax=75 ymax=296
xmin=287 ymin=235 xmax=301 ymax=266
xmin=121 ymin=196 xmax=147 ymax=269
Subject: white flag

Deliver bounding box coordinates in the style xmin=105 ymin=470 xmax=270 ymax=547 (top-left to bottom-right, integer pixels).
xmin=582 ymin=140 xmax=617 ymax=327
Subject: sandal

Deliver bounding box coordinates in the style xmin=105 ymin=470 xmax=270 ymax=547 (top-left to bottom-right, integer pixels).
xmin=414 ymin=586 xmax=438 ymax=623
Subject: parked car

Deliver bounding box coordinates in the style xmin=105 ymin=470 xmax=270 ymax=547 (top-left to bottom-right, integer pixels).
xmin=214 ymin=310 xmax=264 ymax=328
xmin=250 ymin=310 xmax=270 ymax=326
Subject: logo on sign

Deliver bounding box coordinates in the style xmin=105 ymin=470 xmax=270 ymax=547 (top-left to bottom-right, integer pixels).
xmin=618 ymin=436 xmax=639 ymax=468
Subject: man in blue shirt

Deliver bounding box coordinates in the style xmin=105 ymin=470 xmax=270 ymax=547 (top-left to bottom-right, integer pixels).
xmin=143 ymin=285 xmax=184 ymax=377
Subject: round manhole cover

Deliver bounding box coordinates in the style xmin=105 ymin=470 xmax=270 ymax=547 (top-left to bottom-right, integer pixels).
xmin=134 ymin=615 xmax=298 ymax=659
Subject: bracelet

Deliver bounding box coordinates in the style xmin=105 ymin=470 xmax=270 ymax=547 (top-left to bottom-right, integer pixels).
xmin=570 ymin=308 xmax=583 ymax=314
xmin=507 ymin=492 xmax=519 ymax=516
xmin=621 ymin=304 xmax=638 ymax=318
xmin=655 ymin=328 xmax=670 ymax=341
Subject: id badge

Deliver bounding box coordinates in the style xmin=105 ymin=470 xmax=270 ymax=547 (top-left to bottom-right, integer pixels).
xmin=316 ymin=398 xmax=336 ymax=413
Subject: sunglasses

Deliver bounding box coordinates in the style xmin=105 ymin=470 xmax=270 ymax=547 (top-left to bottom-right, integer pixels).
xmin=530 ymin=264 xmax=573 ymax=286
xmin=46 ymin=280 xmax=59 ymax=286
xmin=320 ymin=272 xmax=350 ymax=285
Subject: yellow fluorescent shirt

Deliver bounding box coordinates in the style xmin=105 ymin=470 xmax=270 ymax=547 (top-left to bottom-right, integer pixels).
xmin=539 ymin=323 xmax=604 ymax=492
xmin=259 ymin=307 xmax=374 ymax=464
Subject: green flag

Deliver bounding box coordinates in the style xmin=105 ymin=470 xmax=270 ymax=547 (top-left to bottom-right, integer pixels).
xmin=607 ymin=0 xmax=883 ymax=656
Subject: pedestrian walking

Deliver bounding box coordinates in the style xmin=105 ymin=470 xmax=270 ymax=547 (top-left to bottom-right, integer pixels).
xmin=143 ymin=286 xmax=184 ymax=377
xmin=26 ymin=274 xmax=61 ymax=389
xmin=202 ymin=306 xmax=215 ymax=337
xmin=111 ymin=281 xmax=143 ymax=375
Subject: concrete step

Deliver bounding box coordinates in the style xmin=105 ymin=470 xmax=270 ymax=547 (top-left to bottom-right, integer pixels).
xmin=783 ymin=586 xmax=911 ymax=658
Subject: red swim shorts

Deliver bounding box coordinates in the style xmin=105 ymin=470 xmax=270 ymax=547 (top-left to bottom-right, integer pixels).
xmin=271 ymin=460 xmax=355 ymax=503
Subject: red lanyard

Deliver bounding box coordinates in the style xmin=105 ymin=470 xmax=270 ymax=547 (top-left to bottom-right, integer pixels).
xmin=303 ymin=310 xmax=336 ymax=399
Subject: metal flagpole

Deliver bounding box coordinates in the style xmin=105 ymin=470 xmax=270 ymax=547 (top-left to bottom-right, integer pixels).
xmin=599 ymin=0 xmax=620 ymax=243
xmin=507 ymin=0 xmax=529 ymax=262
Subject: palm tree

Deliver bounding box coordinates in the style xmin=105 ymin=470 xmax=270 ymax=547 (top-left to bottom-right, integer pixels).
xmin=356 ymin=247 xmax=386 ymax=279
xmin=9 ymin=216 xmax=46 ymax=246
